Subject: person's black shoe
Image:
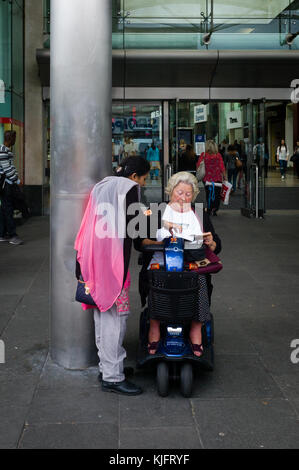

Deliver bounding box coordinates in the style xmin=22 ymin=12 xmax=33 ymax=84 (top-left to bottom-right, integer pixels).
xmin=98 ymin=366 xmax=134 ymax=383
xmin=101 ymin=379 xmax=143 ymax=396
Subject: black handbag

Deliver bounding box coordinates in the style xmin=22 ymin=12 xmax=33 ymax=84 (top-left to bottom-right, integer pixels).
xmin=75 ymin=275 xmax=96 ymax=306
xmin=11 ymin=183 xmax=31 ymax=218
xmin=75 ymin=259 xmax=96 ymax=306
xmin=0 ymin=173 xmax=5 ymax=195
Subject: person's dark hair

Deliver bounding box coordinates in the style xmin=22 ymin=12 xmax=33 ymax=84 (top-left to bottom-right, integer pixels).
xmin=278 ymin=139 xmax=288 ymax=153
xmin=115 ymin=156 xmax=150 ymax=178
xmin=183 ymin=144 xmax=195 ymax=157
xmin=227 ymin=145 xmax=234 ymax=152
xmin=4 ymin=130 xmax=16 ymax=146
xmin=185 ymin=144 xmax=192 ymax=153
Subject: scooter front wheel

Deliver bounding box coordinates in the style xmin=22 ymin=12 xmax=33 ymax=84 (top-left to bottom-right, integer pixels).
xmin=180 ymin=362 xmax=193 ymax=397
xmin=156 ymin=362 xmax=169 ymax=397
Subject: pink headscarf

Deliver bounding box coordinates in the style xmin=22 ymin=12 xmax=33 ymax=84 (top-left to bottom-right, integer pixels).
xmin=74 ymin=176 xmax=138 ymax=312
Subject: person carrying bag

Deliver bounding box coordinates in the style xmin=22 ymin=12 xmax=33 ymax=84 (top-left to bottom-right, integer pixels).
xmin=196 ymin=140 xmax=226 ymax=216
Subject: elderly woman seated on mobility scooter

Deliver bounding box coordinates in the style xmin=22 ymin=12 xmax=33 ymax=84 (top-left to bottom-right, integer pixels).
xmin=135 ymin=171 xmax=222 ymax=359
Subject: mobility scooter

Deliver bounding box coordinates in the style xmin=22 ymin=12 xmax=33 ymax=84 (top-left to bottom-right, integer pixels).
xmin=137 ymin=236 xmax=214 ymax=398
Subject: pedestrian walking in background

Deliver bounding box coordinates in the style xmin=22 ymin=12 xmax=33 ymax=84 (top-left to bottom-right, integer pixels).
xmin=276 ymin=139 xmax=289 ymax=180
xmin=178 ymin=144 xmax=197 ymax=172
xmin=196 ymin=140 xmax=226 ymax=216
xmin=291 ymin=140 xmax=299 ymax=179
xmin=146 ymin=141 xmax=160 ymax=180
xmin=0 ymin=130 xmax=24 ymax=245
xmin=123 ymin=136 xmax=136 ymax=158
xmin=223 ymin=145 xmax=239 ymax=193
xmin=234 ymin=139 xmax=242 ymax=156
xmin=219 ymin=139 xmax=228 ymax=159
xmin=179 ymin=139 xmax=187 ymax=155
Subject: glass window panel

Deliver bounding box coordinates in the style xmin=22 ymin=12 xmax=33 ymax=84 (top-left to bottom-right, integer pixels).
xmin=112 ymin=20 xmax=125 ymax=48
xmin=116 ymin=0 xmax=298 ymax=50
xmin=0 ymin=91 xmax=11 ymax=118
xmin=117 ymin=31 xmax=299 ymax=49
xmin=43 ymin=0 xmax=50 ymax=34
xmin=201 ymin=33 xmax=296 ymax=49
xmin=12 ymin=0 xmax=24 ymax=97
xmin=213 ymin=0 xmax=292 ymax=19
xmin=112 ymin=101 xmax=163 ymax=199
xmin=11 ymin=91 xmax=24 ymax=182
xmin=12 ymin=89 xmax=23 ymax=124
xmin=0 ymin=91 xmax=11 ymax=147
xmin=122 ymin=32 xmax=200 ymax=49
xmin=0 ymin=0 xmax=12 ymax=89
xmin=12 ymin=118 xmax=24 ymax=184
xmin=0 ymin=1 xmax=12 ymax=146
xmin=123 ymin=0 xmax=206 ymax=18
xmin=122 ymin=0 xmax=294 ymax=19
xmin=112 ymin=0 xmax=122 ymax=17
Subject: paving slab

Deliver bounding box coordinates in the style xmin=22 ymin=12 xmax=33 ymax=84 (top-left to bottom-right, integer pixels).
xmin=119 ymin=394 xmax=195 ymax=429
xmin=212 ymin=291 xmax=299 ymax=317
xmin=291 ymin=399 xmax=299 ymax=418
xmin=1 ymin=338 xmax=48 ymax=369
xmin=0 ymin=269 xmax=36 ymax=296
xmin=191 ymin=397 xmax=299 ymax=449
xmin=119 ymin=426 xmax=202 ymax=450
xmin=37 ymin=358 xmax=99 ymax=389
xmin=192 ymin=355 xmax=283 ymax=399
xmin=259 ymin=353 xmax=299 ymax=404
xmin=237 ymin=315 xmax=299 ymax=358
xmin=18 ymin=423 xmax=118 ymax=449
xmin=0 ymin=403 xmax=29 ymax=449
xmin=0 ymin=295 xmax=22 ymax=334
xmin=25 ymin=384 xmax=119 ymax=426
xmin=212 ymin=318 xmax=257 ymax=354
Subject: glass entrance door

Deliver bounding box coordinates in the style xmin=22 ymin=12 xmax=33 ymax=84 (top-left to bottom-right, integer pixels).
xmin=112 ymin=101 xmax=163 ymax=203
xmin=241 ymin=100 xmax=266 ymax=218
xmin=168 ymin=99 xmax=178 ymax=173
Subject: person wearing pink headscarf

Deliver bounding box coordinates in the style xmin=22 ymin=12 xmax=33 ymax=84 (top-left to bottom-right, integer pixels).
xmin=74 ymin=157 xmax=149 ymax=396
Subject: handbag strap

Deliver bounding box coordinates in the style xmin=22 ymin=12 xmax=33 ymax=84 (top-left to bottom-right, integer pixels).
xmin=198 ymin=152 xmax=206 ymax=165
xmin=208 ymin=182 xmax=215 ymax=208
xmin=75 ymin=258 xmax=81 ymax=280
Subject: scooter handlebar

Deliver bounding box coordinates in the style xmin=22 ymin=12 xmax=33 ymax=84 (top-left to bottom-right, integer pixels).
xmin=142 ymin=243 xmax=165 ymax=252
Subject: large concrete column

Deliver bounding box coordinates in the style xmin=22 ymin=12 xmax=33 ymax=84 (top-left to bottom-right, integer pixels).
xmin=50 ymin=0 xmax=112 ymax=369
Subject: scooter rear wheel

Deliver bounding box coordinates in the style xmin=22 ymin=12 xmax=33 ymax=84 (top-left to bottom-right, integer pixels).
xmin=180 ymin=363 xmax=193 ymax=397
xmin=157 ymin=362 xmax=169 ymax=397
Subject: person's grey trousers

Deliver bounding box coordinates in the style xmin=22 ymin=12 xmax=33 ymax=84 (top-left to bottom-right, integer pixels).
xmin=93 ymin=304 xmax=128 ymax=382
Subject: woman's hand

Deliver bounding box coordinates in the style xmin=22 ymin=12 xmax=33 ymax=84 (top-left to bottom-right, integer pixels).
xmin=163 ymin=221 xmax=182 ymax=235
xmin=203 ymin=232 xmax=216 ymax=251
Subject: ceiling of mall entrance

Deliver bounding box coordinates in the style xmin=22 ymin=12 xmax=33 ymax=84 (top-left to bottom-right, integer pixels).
xmin=122 ymin=0 xmax=293 ymax=22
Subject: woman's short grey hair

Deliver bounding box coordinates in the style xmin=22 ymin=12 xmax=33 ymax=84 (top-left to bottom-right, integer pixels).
xmin=206 ymin=139 xmax=218 ymax=155
xmin=165 ymin=171 xmax=199 ymax=202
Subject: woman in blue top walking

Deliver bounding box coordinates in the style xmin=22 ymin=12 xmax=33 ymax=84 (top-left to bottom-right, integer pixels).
xmin=146 ymin=142 xmax=160 ymax=180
